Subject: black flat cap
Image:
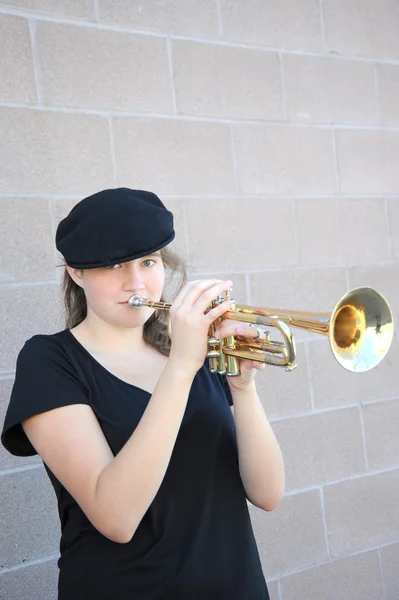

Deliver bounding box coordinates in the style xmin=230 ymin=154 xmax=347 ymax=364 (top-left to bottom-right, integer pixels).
xmin=56 ymin=188 xmax=175 ymax=269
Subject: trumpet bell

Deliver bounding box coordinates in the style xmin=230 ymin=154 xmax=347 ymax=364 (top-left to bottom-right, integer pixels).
xmin=330 ymin=287 xmax=394 ymax=372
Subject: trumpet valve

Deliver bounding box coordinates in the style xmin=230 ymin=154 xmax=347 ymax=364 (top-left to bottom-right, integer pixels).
xmin=206 ymin=350 xmax=221 ymax=359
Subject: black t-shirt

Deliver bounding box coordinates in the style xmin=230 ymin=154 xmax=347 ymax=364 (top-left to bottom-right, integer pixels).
xmin=1 ymin=330 xmax=269 ymax=600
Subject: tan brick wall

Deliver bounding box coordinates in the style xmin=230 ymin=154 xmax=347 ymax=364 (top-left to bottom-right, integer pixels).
xmin=0 ymin=2 xmax=398 ymax=599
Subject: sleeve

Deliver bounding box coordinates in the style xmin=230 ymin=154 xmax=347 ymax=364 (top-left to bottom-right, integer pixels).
xmin=216 ymin=373 xmax=233 ymax=407
xmin=1 ymin=335 xmax=90 ymax=457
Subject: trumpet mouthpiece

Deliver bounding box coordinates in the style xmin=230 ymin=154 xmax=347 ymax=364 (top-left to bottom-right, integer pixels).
xmin=128 ymin=295 xmax=145 ymax=308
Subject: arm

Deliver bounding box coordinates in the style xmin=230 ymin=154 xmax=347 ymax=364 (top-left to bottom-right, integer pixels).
xmin=229 ymin=380 xmax=285 ymax=511
xmin=214 ymin=322 xmax=285 ymax=511
xmin=24 ymin=361 xmax=194 ymax=544
xmin=22 ymin=279 xmax=234 ymax=544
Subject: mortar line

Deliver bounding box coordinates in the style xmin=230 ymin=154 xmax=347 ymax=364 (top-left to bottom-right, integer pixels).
xmin=303 ymin=341 xmax=315 ymax=411
xmin=28 ymin=19 xmax=43 ymax=105
xmin=166 ymin=36 xmax=178 ymax=114
xmin=107 ymin=116 xmax=118 ymax=185
xmin=0 ymin=553 xmax=59 ymax=575
xmin=2 ymin=5 xmax=399 ymax=66
xmin=2 ymin=100 xmax=399 ymax=131
xmin=1 ymin=192 xmax=399 ymax=200
xmin=278 ymin=50 xmax=288 ymax=121
xmin=215 ymin=0 xmax=224 ymax=37
xmin=320 ymin=486 xmax=332 ymax=558
xmin=92 ymin=0 xmax=100 ymax=22
xmin=0 ymin=463 xmax=43 ymax=477
xmin=319 ymin=0 xmax=326 ymax=52
xmin=384 ymin=197 xmax=395 ymax=261
xmin=377 ymin=547 xmax=388 ymax=600
xmin=358 ymin=403 xmax=370 ymax=472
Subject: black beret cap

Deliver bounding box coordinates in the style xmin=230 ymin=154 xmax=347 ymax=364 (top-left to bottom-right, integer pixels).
xmin=56 ymin=188 xmax=175 ymax=269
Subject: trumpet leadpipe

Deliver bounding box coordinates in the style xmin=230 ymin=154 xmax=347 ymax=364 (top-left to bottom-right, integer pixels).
xmin=128 ymin=296 xmax=172 ymax=310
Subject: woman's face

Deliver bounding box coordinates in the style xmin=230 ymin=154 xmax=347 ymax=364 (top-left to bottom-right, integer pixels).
xmin=68 ymin=251 xmax=165 ymax=329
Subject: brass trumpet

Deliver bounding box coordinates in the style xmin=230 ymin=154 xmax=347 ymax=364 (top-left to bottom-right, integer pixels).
xmin=128 ymin=287 xmax=394 ymax=376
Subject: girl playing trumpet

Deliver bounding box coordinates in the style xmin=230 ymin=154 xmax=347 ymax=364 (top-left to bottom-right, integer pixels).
xmin=1 ymin=187 xmax=284 ymax=600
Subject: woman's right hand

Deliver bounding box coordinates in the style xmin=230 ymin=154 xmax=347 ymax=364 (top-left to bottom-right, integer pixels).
xmin=167 ymin=279 xmax=234 ymax=376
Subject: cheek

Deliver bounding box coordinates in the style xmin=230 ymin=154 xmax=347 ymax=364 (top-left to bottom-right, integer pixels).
xmin=147 ymin=267 xmax=165 ymax=292
xmin=83 ymin=276 xmax=116 ymax=306
xmin=154 ymin=269 xmax=165 ymax=289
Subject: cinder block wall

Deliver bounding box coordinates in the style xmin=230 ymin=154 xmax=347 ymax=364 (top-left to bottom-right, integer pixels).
xmin=1 ymin=2 xmax=398 ymax=599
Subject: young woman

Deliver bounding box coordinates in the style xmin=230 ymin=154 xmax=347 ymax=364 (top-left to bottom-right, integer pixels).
xmin=1 ymin=188 xmax=285 ymax=600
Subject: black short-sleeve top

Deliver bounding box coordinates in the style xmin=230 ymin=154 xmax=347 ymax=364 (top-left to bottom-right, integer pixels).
xmin=1 ymin=331 xmax=269 ymax=600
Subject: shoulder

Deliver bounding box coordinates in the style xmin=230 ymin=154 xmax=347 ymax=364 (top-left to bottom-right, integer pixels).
xmin=13 ymin=330 xmax=88 ymax=391
xmin=16 ymin=330 xmax=75 ymax=370
xmin=2 ymin=330 xmax=89 ymax=457
xmin=19 ymin=330 xmax=70 ymax=356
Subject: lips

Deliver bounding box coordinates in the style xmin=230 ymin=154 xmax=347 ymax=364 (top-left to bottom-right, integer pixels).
xmin=119 ymin=297 xmax=148 ymax=304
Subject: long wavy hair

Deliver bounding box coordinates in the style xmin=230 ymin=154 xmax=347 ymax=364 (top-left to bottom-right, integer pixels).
xmin=61 ymin=245 xmax=187 ymax=356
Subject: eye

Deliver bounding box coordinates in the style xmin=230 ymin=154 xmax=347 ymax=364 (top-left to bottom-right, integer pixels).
xmin=142 ymin=259 xmax=156 ymax=267
xmin=106 ymin=264 xmax=122 ymax=270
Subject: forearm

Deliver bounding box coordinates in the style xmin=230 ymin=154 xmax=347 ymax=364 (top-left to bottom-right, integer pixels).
xmin=95 ymin=360 xmax=194 ymax=542
xmin=230 ymin=381 xmax=285 ymax=511
xmin=94 ymin=278 xmax=235 ymax=542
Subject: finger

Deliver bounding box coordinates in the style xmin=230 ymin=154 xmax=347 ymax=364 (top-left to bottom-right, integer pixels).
xmin=215 ymin=322 xmax=266 ymax=340
xmin=172 ymin=279 xmax=221 ymax=311
xmin=196 ymin=280 xmax=233 ymax=314
xmin=214 ymin=322 xmax=245 ymax=339
xmin=240 ymin=360 xmax=265 ymax=371
xmin=241 ymin=359 xmax=262 ymax=368
xmin=204 ymin=298 xmax=235 ymax=325
xmin=180 ymin=279 xmax=233 ymax=315
xmin=239 ymin=324 xmax=262 ymax=339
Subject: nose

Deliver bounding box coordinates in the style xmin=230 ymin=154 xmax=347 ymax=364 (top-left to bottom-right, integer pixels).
xmin=122 ymin=262 xmax=145 ymax=293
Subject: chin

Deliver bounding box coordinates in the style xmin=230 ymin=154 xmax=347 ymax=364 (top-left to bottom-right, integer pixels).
xmin=117 ymin=308 xmax=155 ymax=329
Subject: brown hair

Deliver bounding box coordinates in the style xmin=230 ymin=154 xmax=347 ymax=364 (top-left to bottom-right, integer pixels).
xmin=61 ymin=245 xmax=187 ymax=356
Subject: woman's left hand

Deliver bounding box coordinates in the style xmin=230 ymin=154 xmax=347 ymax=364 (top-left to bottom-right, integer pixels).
xmin=214 ymin=321 xmax=266 ymax=390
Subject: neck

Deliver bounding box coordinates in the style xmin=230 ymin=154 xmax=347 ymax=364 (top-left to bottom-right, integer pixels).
xmin=73 ymin=312 xmax=148 ymax=354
